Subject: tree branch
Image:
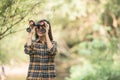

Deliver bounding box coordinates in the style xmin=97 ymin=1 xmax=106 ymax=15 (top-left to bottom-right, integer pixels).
xmin=0 ymin=2 xmax=41 ymax=39
xmin=0 ymin=28 xmax=26 ymax=40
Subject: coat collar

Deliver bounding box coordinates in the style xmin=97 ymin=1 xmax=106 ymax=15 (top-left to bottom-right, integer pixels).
xmin=35 ymin=38 xmax=47 ymax=44
xmin=36 ymin=38 xmax=40 ymax=42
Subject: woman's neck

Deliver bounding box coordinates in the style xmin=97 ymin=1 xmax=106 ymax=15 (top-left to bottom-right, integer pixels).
xmin=39 ymin=36 xmax=46 ymax=43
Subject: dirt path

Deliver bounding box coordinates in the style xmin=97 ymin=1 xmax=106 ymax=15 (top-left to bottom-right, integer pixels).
xmin=1 ymin=60 xmax=69 ymax=80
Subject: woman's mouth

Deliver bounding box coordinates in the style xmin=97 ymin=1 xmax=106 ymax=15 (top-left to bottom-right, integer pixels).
xmin=37 ymin=29 xmax=44 ymax=35
xmin=38 ymin=31 xmax=42 ymax=34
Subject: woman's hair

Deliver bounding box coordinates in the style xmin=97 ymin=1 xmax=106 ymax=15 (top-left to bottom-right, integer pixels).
xmin=35 ymin=19 xmax=53 ymax=41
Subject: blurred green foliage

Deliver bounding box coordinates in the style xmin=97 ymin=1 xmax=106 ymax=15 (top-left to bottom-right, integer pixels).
xmin=67 ymin=37 xmax=120 ymax=80
xmin=64 ymin=0 xmax=120 ymax=80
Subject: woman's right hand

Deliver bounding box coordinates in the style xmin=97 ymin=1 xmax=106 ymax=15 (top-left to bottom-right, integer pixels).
xmin=30 ymin=27 xmax=36 ymax=35
xmin=27 ymin=27 xmax=36 ymax=46
xmin=28 ymin=27 xmax=36 ymax=37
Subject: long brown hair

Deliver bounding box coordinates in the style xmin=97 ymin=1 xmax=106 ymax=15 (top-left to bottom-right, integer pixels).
xmin=35 ymin=19 xmax=53 ymax=41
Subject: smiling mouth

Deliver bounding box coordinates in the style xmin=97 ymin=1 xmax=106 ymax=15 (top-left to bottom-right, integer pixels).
xmin=37 ymin=30 xmax=43 ymax=34
xmin=38 ymin=31 xmax=42 ymax=34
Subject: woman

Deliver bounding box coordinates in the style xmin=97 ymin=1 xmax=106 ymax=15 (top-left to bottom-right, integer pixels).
xmin=24 ymin=19 xmax=57 ymax=80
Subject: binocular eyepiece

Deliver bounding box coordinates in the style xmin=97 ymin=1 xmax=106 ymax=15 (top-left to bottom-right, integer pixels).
xmin=26 ymin=20 xmax=46 ymax=33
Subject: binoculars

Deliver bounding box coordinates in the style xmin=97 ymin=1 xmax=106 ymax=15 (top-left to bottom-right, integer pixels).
xmin=26 ymin=20 xmax=46 ymax=33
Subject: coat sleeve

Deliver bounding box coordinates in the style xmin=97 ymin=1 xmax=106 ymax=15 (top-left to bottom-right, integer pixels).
xmin=24 ymin=40 xmax=35 ymax=55
xmin=48 ymin=41 xmax=57 ymax=56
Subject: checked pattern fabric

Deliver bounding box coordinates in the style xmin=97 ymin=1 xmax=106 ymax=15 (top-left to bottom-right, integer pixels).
xmin=24 ymin=39 xmax=57 ymax=80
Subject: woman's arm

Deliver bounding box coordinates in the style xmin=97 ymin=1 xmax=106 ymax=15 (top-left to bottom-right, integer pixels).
xmin=26 ymin=27 xmax=35 ymax=46
xmin=46 ymin=34 xmax=57 ymax=55
xmin=45 ymin=22 xmax=57 ymax=55
xmin=45 ymin=33 xmax=53 ymax=49
xmin=24 ymin=27 xmax=35 ymax=55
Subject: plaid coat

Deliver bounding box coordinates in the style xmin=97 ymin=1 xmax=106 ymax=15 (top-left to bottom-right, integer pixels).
xmin=24 ymin=39 xmax=57 ymax=80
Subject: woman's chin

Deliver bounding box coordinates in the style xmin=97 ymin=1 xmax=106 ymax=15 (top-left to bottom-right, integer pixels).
xmin=38 ymin=33 xmax=44 ymax=37
xmin=38 ymin=34 xmax=43 ymax=36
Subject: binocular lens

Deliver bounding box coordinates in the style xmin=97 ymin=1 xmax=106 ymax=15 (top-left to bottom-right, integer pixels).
xmin=26 ymin=28 xmax=31 ymax=32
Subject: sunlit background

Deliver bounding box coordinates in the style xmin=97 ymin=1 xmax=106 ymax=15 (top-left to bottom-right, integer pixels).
xmin=0 ymin=0 xmax=120 ymax=80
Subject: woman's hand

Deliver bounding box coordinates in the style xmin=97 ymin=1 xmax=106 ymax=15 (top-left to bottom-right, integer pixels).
xmin=45 ymin=22 xmax=53 ymax=50
xmin=30 ymin=27 xmax=36 ymax=35
xmin=28 ymin=27 xmax=36 ymax=39
xmin=45 ymin=22 xmax=49 ymax=35
xmin=27 ymin=27 xmax=36 ymax=46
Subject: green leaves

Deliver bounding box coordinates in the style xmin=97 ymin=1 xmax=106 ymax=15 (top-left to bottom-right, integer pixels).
xmin=66 ymin=61 xmax=95 ymax=80
xmin=67 ymin=38 xmax=120 ymax=80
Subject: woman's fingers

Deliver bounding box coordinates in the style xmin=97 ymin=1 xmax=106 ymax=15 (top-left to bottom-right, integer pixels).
xmin=30 ymin=27 xmax=35 ymax=34
xmin=44 ymin=22 xmax=49 ymax=30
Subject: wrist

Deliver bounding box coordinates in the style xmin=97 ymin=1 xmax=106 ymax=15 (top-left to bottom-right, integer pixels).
xmin=45 ymin=32 xmax=49 ymax=35
xmin=28 ymin=35 xmax=32 ymax=39
xmin=46 ymin=34 xmax=48 ymax=37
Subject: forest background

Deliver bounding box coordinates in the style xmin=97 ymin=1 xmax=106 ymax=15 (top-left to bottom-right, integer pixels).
xmin=0 ymin=0 xmax=120 ymax=80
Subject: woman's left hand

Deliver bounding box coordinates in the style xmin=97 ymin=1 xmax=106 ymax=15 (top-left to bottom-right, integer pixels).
xmin=45 ymin=22 xmax=49 ymax=34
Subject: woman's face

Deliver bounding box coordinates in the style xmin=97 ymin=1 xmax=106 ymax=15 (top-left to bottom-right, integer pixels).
xmin=36 ymin=28 xmax=45 ymax=37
